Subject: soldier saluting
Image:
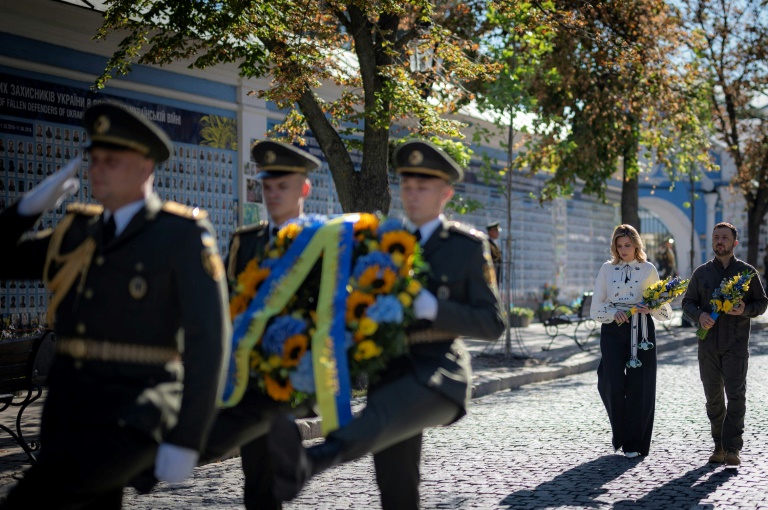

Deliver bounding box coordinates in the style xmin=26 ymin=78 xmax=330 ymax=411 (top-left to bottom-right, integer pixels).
xmin=268 ymin=139 xmax=506 ymax=509
xmin=0 ymin=102 xmax=229 ymax=509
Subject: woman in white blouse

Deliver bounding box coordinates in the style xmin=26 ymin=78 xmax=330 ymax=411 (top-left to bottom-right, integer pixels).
xmin=590 ymin=224 xmax=672 ymax=459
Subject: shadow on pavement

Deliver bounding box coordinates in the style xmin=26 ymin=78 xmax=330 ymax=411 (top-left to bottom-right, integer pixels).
xmin=612 ymin=464 xmax=735 ymax=509
xmin=499 ymin=455 xmax=635 ymax=509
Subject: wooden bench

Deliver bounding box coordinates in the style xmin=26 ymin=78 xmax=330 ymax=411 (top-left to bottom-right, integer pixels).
xmin=0 ymin=330 xmax=56 ymax=464
xmin=542 ymin=292 xmax=599 ymax=351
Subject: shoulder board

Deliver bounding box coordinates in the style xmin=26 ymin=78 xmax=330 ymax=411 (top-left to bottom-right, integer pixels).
xmin=66 ymin=203 xmax=104 ymax=216
xmin=448 ymin=221 xmax=486 ymax=242
xmin=233 ymin=221 xmax=268 ymax=236
xmin=162 ymin=201 xmax=208 ymax=220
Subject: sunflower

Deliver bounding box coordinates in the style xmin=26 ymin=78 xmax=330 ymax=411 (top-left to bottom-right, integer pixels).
xmin=264 ymin=375 xmax=293 ymax=401
xmin=354 ymin=213 xmax=379 ymax=237
xmin=353 ymin=340 xmax=383 ymax=361
xmin=276 ymin=223 xmax=302 ymax=246
xmin=282 ymin=334 xmax=309 ymax=367
xmin=380 ymin=231 xmax=417 ymax=260
xmin=358 ymin=265 xmax=397 ymax=294
xmin=237 ymin=263 xmax=271 ymax=299
xmin=346 ymin=291 xmax=375 ymax=323
xmin=229 ymin=293 xmax=250 ymax=321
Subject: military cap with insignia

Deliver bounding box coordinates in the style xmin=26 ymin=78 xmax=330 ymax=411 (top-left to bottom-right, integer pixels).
xmin=252 ymin=140 xmax=321 ymax=179
xmin=84 ymin=102 xmax=173 ymax=163
xmin=394 ymin=139 xmax=464 ymax=183
xmin=487 ymin=221 xmax=500 ymax=230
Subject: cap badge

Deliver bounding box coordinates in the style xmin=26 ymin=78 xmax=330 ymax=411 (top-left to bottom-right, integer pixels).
xmin=94 ymin=115 xmax=111 ymax=135
xmin=408 ymin=150 xmax=424 ymax=166
xmin=264 ymin=150 xmax=277 ymax=164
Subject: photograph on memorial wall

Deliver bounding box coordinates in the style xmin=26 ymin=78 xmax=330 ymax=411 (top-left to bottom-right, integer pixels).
xmin=0 ymin=71 xmax=239 ymax=330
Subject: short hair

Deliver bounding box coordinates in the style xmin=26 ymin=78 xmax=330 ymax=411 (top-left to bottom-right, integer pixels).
xmin=714 ymin=222 xmax=738 ymax=239
xmin=610 ymin=224 xmax=647 ymax=264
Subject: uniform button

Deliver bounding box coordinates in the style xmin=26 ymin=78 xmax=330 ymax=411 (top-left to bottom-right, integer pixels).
xmin=76 ymin=323 xmax=86 ymax=335
xmin=135 ymin=262 xmax=144 ymax=271
xmin=441 ymin=275 xmax=448 ymax=282
xmin=84 ymin=289 xmax=94 ymax=299
xmin=95 ymin=256 xmax=105 ymax=266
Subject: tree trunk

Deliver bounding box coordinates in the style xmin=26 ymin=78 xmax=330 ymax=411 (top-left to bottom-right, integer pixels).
xmin=296 ymin=89 xmax=360 ymax=212
xmin=621 ymin=125 xmax=641 ymax=231
xmin=745 ymin=189 xmax=768 ymax=267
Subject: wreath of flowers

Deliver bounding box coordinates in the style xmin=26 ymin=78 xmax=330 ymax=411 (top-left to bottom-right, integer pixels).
xmin=228 ymin=213 xmax=425 ymax=404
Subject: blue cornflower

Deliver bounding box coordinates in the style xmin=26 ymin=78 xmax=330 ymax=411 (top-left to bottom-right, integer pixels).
xmin=353 ymin=251 xmax=397 ymax=280
xmin=262 ymin=316 xmax=306 ymax=356
xmin=377 ymin=218 xmax=408 ymax=236
xmin=366 ymin=295 xmax=404 ymax=324
xmin=291 ymin=354 xmax=315 ymax=393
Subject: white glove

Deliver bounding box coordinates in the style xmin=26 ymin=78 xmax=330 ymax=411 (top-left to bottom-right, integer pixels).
xmin=154 ymin=443 xmax=199 ymax=484
xmin=413 ymin=289 xmax=438 ymax=320
xmin=18 ymin=155 xmax=81 ymax=216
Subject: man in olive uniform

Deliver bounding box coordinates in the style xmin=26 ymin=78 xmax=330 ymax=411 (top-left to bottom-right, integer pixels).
xmin=0 ymin=102 xmax=230 ymax=509
xmin=268 ymin=139 xmax=506 ymax=509
xmin=487 ymin=221 xmax=502 ymax=284
xmin=200 ymin=140 xmax=320 ymax=510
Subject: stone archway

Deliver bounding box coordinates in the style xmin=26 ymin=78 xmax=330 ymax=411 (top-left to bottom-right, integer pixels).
xmin=639 ymin=197 xmax=697 ymax=277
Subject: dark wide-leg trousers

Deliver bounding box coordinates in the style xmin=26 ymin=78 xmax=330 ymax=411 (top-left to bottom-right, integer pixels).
xmin=597 ymin=319 xmax=657 ymax=456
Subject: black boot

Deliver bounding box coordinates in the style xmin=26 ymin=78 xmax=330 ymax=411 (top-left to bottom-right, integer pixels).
xmin=268 ymin=414 xmax=343 ymax=502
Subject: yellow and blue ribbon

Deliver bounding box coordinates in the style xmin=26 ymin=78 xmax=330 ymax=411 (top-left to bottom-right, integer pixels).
xmin=220 ymin=216 xmax=354 ymax=435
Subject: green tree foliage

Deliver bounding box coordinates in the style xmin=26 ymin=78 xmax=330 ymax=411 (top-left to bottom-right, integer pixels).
xmin=476 ymin=0 xmax=713 ymax=230
xmin=94 ymin=0 xmax=496 ymax=213
xmin=681 ymin=0 xmax=768 ymax=266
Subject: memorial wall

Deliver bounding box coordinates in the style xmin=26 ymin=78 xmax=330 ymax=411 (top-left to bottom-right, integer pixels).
xmin=0 ymin=70 xmax=237 ymax=329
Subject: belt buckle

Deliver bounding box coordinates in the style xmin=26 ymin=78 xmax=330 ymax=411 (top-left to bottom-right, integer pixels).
xmin=68 ymin=338 xmax=88 ymax=359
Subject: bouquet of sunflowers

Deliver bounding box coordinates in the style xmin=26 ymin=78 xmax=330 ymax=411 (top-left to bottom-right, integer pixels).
xmin=617 ymin=276 xmax=689 ymax=331
xmin=696 ymin=270 xmax=755 ymax=340
xmin=346 ymin=214 xmax=425 ymax=379
xmin=224 ymin=213 xmax=425 ymax=409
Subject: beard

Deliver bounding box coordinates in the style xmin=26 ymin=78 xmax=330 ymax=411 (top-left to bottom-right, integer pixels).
xmin=713 ymin=244 xmax=733 ymax=257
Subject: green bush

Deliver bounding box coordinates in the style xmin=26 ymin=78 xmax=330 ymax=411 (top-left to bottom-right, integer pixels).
xmin=509 ymin=306 xmax=535 ymax=318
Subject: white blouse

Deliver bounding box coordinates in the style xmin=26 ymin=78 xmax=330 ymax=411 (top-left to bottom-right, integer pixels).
xmin=590 ymin=259 xmax=673 ymax=324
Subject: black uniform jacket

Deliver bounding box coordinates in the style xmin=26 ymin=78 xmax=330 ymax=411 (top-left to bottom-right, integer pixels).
xmin=225 ymin=221 xmax=269 ymax=283
xmin=0 ymin=195 xmax=230 ymax=451
xmin=399 ymin=218 xmax=506 ymax=420
xmin=682 ymin=256 xmax=768 ymax=354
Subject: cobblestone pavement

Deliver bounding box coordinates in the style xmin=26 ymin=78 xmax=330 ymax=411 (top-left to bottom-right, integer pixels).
xmin=120 ymin=329 xmax=768 ymax=509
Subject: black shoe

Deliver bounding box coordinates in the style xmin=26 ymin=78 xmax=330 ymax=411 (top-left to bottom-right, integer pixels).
xmin=268 ymin=414 xmax=311 ymax=502
xmin=128 ymin=469 xmax=158 ymax=494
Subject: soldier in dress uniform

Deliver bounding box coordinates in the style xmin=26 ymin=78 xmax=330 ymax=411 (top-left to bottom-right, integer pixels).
xmin=201 ymin=140 xmax=320 ymax=510
xmin=0 ymin=102 xmax=230 ymax=510
xmin=487 ymin=220 xmax=502 ymax=284
xmin=268 ymin=139 xmax=506 ymax=509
